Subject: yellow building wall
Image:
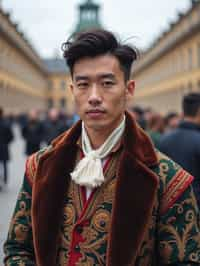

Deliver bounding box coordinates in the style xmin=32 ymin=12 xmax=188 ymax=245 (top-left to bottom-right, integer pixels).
xmin=132 ymin=4 xmax=200 ymax=114
xmin=47 ymin=73 xmax=75 ymax=114
xmin=0 ymin=9 xmax=48 ymax=113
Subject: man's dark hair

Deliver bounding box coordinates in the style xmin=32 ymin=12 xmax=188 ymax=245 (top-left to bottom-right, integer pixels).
xmin=164 ymin=112 xmax=179 ymax=124
xmin=62 ymin=29 xmax=138 ymax=81
xmin=182 ymin=93 xmax=200 ymax=117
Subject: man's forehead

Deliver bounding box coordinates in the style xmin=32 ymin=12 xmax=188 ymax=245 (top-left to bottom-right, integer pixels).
xmin=73 ymin=55 xmax=122 ymax=80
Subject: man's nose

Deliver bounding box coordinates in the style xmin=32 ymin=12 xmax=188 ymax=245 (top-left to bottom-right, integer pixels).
xmin=88 ymin=85 xmax=102 ymax=105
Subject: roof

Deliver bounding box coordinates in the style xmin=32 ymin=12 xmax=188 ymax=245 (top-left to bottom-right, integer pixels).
xmin=43 ymin=58 xmax=69 ymax=73
xmin=80 ymin=0 xmax=100 ymax=9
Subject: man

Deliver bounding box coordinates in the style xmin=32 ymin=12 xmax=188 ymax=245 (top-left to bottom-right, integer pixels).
xmin=43 ymin=108 xmax=68 ymax=145
xmin=0 ymin=107 xmax=13 ymax=188
xmin=164 ymin=112 xmax=180 ymax=133
xmin=4 ymin=30 xmax=200 ymax=265
xmin=21 ymin=109 xmax=45 ymax=156
xmin=159 ymin=92 xmax=200 ymax=209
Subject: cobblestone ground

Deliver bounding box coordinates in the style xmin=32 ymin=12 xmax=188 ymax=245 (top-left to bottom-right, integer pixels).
xmin=0 ymin=125 xmax=26 ymax=265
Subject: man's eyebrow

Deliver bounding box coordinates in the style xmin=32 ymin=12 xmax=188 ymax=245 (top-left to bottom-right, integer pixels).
xmin=74 ymin=75 xmax=89 ymax=82
xmin=99 ymin=73 xmax=116 ymax=80
xmin=74 ymin=73 xmax=116 ymax=82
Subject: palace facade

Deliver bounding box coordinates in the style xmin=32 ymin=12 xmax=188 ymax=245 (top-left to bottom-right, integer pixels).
xmin=0 ymin=0 xmax=102 ymax=114
xmin=0 ymin=7 xmax=48 ymax=113
xmin=1 ymin=0 xmax=199 ymax=114
xmin=133 ymin=0 xmax=200 ymax=113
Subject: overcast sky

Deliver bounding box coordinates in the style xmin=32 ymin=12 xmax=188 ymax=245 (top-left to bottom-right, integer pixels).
xmin=2 ymin=0 xmax=191 ymax=58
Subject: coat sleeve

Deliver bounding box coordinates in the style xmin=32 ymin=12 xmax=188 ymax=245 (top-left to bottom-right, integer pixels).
xmin=156 ymin=153 xmax=200 ymax=265
xmin=3 ymin=146 xmax=52 ymax=266
xmin=3 ymin=174 xmax=35 ymax=265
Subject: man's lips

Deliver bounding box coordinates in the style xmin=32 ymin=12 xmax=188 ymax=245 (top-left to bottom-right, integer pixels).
xmin=86 ymin=109 xmax=105 ymax=114
xmin=86 ymin=110 xmax=105 ymax=117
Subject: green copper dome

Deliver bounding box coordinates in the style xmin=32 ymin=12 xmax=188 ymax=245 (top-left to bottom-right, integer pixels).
xmin=73 ymin=0 xmax=102 ymax=35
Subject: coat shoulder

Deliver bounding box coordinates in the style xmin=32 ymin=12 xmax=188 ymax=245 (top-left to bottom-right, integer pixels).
xmin=152 ymin=150 xmax=194 ymax=214
xmin=25 ymin=145 xmax=53 ymax=185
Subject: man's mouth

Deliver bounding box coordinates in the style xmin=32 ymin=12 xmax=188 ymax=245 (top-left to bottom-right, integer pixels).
xmin=86 ymin=109 xmax=105 ymax=113
xmin=86 ymin=109 xmax=105 ymax=117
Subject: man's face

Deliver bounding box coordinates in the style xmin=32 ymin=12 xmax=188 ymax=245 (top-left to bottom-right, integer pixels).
xmin=71 ymin=54 xmax=135 ymax=133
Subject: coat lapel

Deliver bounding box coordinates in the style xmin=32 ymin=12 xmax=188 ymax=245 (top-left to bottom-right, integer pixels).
xmin=107 ymin=112 xmax=159 ymax=266
xmin=32 ymin=111 xmax=159 ymax=266
xmin=32 ymin=121 xmax=82 ymax=266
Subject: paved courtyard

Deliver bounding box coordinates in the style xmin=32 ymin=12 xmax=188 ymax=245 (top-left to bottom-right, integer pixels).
xmin=0 ymin=125 xmax=26 ymax=264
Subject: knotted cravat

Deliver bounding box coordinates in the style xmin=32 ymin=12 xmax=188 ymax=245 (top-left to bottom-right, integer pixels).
xmin=71 ymin=116 xmax=125 ymax=188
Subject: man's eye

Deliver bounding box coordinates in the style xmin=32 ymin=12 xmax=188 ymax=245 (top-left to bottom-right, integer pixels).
xmin=102 ymin=81 xmax=115 ymax=87
xmin=77 ymin=83 xmax=88 ymax=88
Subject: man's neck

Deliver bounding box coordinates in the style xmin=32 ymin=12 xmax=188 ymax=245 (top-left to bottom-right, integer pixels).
xmin=85 ymin=118 xmax=125 ymax=150
xmin=86 ymin=128 xmax=115 ymax=149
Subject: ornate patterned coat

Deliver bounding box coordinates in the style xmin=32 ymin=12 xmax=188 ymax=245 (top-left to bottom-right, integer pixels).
xmin=3 ymin=112 xmax=200 ymax=266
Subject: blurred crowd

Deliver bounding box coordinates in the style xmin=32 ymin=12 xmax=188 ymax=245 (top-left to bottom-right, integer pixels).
xmin=0 ymin=107 xmax=79 ymax=189
xmin=132 ymin=106 xmax=181 ymax=148
xmin=0 ymin=92 xmax=200 ymax=208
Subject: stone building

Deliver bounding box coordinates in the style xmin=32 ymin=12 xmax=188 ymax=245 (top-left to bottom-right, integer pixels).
xmin=0 ymin=6 xmax=48 ymax=113
xmin=2 ymin=0 xmax=199 ymax=115
xmin=44 ymin=58 xmax=73 ymax=113
xmin=0 ymin=0 xmax=102 ymax=114
xmin=133 ymin=0 xmax=200 ymax=114
xmin=46 ymin=0 xmax=102 ymax=113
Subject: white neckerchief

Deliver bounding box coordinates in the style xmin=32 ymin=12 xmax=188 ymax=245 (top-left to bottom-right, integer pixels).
xmin=71 ymin=116 xmax=125 ymax=188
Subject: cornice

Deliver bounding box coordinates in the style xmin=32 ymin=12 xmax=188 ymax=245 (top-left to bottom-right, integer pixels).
xmin=0 ymin=8 xmax=47 ymax=76
xmin=133 ymin=1 xmax=200 ymax=74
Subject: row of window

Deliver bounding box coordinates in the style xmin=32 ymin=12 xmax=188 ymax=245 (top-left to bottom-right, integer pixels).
xmin=48 ymin=80 xmax=67 ymax=91
xmin=0 ymin=80 xmax=68 ymax=110
xmin=137 ymin=42 xmax=200 ymax=88
xmin=0 ymin=43 xmax=47 ymax=89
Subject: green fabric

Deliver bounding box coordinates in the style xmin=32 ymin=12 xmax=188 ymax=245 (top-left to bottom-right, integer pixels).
xmin=3 ymin=152 xmax=200 ymax=265
xmin=3 ymin=176 xmax=35 ymax=265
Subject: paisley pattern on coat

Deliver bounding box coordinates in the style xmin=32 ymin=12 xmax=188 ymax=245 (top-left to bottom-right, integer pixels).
xmin=3 ymin=148 xmax=200 ymax=266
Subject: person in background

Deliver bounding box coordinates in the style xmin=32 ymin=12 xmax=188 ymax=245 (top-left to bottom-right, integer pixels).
xmin=131 ymin=106 xmax=146 ymax=129
xmin=43 ymin=108 xmax=68 ymax=145
xmin=21 ymin=109 xmax=45 ymax=156
xmin=159 ymin=92 xmax=200 ymax=208
xmin=0 ymin=107 xmax=13 ymax=188
xmin=4 ymin=30 xmax=200 ymax=266
xmin=164 ymin=111 xmax=180 ymax=132
xmin=143 ymin=107 xmax=154 ymax=127
xmin=146 ymin=113 xmax=165 ymax=148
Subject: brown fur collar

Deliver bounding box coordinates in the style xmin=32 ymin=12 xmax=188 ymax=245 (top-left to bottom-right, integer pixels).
xmin=32 ymin=111 xmax=159 ymax=266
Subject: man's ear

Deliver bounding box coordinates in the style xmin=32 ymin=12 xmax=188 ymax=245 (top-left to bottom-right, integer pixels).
xmin=126 ymin=80 xmax=135 ymax=97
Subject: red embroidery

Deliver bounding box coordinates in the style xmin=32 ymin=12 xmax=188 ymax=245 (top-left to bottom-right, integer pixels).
xmin=68 ymin=155 xmax=112 ymax=265
xmin=160 ymin=170 xmax=194 ymax=215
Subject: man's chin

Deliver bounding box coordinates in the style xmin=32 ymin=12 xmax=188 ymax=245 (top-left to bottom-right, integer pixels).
xmin=85 ymin=121 xmax=107 ymax=131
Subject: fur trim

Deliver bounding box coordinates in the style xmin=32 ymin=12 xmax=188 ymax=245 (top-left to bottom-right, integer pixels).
xmin=107 ymin=152 xmax=158 ymax=266
xmin=31 ymin=111 xmax=159 ymax=265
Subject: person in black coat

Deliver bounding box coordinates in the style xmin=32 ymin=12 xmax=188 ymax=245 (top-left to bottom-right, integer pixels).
xmin=22 ymin=110 xmax=44 ymax=156
xmin=159 ymin=93 xmax=200 ymax=208
xmin=0 ymin=107 xmax=13 ymax=186
xmin=43 ymin=108 xmax=69 ymax=145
